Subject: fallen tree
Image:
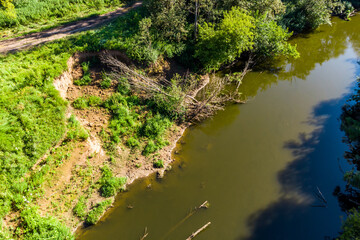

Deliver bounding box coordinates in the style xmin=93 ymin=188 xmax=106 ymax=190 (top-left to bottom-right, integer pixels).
xmin=99 ymin=51 xmax=243 ymax=123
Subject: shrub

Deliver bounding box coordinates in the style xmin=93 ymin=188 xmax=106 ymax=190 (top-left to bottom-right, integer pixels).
xmin=87 ymin=95 xmax=102 ymax=107
xmin=74 ymin=74 xmax=92 ymax=86
xmin=141 ymin=114 xmax=171 ymax=139
xmin=142 ymin=138 xmax=169 ymax=156
xmin=126 ymin=136 xmax=140 ymax=149
xmin=20 ymin=207 xmax=74 ymax=239
xmin=81 ymin=61 xmax=90 ymax=73
xmin=74 ymin=62 xmax=92 ymax=86
xmin=73 ymin=196 xmax=87 ymax=220
xmin=72 ymin=97 xmax=88 ymax=109
xmin=85 ymin=199 xmax=113 ymax=226
xmin=339 ymin=209 xmax=360 ymax=239
xmin=100 ymin=74 xmax=112 ymax=89
xmin=148 ymin=77 xmax=186 ymax=121
xmin=73 ymin=96 xmax=102 ymax=109
xmin=65 ymin=115 xmax=89 ymax=142
xmin=99 ymin=165 xmax=126 ymax=198
xmin=117 ymin=77 xmax=131 ymax=95
xmin=143 ymin=140 xmax=157 ymax=156
xmin=153 ymin=159 xmax=164 ymax=168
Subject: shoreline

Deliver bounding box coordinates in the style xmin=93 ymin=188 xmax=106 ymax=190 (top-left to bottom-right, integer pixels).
xmin=49 ymin=51 xmax=209 ymax=233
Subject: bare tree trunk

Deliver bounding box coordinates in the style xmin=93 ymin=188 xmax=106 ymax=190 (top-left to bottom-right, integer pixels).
xmin=194 ymin=0 xmax=199 ymax=40
xmin=236 ymin=53 xmax=254 ymax=90
xmin=186 ymin=222 xmax=211 ymax=240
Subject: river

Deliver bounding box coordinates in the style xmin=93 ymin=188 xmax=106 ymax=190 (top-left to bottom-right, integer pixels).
xmin=78 ymin=16 xmax=360 ymax=240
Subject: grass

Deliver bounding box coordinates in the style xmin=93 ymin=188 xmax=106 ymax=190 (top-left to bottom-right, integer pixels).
xmin=0 ymin=0 xmax=125 ymax=40
xmin=0 ymin=5 xmax=181 ymax=238
xmin=74 ymin=62 xmax=92 ymax=86
xmin=72 ymin=95 xmax=103 ymax=109
xmin=65 ymin=115 xmax=89 ymax=142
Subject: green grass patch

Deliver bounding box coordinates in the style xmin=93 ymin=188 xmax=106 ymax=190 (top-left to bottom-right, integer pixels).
xmin=74 ymin=62 xmax=92 ymax=86
xmin=65 ymin=115 xmax=89 ymax=142
xmin=72 ymin=95 xmax=103 ymax=109
xmin=0 ymin=0 xmax=124 ymax=35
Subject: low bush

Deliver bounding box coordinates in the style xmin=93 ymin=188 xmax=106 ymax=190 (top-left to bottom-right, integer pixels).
xmin=85 ymin=199 xmax=113 ymax=225
xmin=143 ymin=140 xmax=157 ymax=156
xmin=100 ymin=73 xmax=112 ymax=89
xmin=72 ymin=97 xmax=88 ymax=109
xmin=141 ymin=114 xmax=171 ymax=139
xmin=117 ymin=77 xmax=131 ymax=95
xmin=153 ymin=159 xmax=164 ymax=168
xmin=74 ymin=62 xmax=92 ymax=86
xmin=126 ymin=136 xmax=140 ymax=149
xmin=20 ymin=207 xmax=74 ymax=239
xmin=65 ymin=115 xmax=89 ymax=142
xmin=87 ymin=95 xmax=102 ymax=107
xmin=73 ymin=196 xmax=87 ymax=220
xmin=72 ymin=96 xmax=102 ymax=109
xmin=99 ymin=165 xmax=126 ymax=198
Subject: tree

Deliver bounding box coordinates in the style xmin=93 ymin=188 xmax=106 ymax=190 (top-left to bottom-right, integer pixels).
xmin=252 ymin=14 xmax=299 ymax=60
xmin=0 ymin=0 xmax=15 ymax=18
xmin=145 ymin=0 xmax=188 ymax=43
xmin=281 ymin=0 xmax=331 ymax=32
xmin=195 ymin=7 xmax=255 ymax=71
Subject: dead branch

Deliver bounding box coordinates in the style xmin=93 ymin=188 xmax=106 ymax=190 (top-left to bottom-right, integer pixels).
xmin=100 ymin=52 xmax=173 ymax=98
xmin=186 ymin=222 xmax=211 ymax=240
xmin=140 ymin=227 xmax=148 ymax=240
xmin=199 ymin=200 xmax=209 ymax=209
xmin=161 ymin=201 xmax=210 ymax=239
xmin=100 ymin=51 xmax=243 ymax=123
xmin=236 ymin=54 xmax=254 ymax=90
xmin=316 ymin=186 xmax=327 ymax=204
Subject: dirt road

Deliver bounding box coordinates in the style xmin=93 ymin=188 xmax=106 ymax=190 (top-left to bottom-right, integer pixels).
xmin=0 ymin=1 xmax=142 ymax=54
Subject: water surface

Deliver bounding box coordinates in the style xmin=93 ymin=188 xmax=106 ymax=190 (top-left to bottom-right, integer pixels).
xmin=78 ymin=16 xmax=360 ymax=240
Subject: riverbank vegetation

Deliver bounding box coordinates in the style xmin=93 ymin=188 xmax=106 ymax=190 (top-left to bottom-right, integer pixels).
xmin=0 ymin=0 xmax=359 ymax=239
xmin=336 ymin=64 xmax=360 ymax=238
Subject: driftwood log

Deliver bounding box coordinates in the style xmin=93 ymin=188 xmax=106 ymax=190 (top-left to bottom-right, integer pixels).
xmin=186 ymin=222 xmax=211 ymax=240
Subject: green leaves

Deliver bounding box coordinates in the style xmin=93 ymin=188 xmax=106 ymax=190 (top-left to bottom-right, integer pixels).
xmin=195 ymin=7 xmax=255 ymax=71
xmin=99 ymin=165 xmax=126 ymax=198
xmin=195 ymin=7 xmax=299 ymax=71
xmin=253 ymin=13 xmax=299 ymax=59
xmin=280 ymin=0 xmax=332 ymax=32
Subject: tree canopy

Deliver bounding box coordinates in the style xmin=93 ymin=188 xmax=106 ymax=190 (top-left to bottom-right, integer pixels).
xmin=195 ymin=7 xmax=255 ymax=71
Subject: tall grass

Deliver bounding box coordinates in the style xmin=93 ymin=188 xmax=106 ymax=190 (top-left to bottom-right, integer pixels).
xmin=0 ymin=0 xmax=123 ymax=29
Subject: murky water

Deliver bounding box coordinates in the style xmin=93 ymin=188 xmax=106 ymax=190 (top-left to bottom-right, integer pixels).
xmin=78 ymin=16 xmax=360 ymax=240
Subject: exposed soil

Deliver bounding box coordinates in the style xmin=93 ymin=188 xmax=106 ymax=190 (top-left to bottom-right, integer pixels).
xmin=0 ymin=2 xmax=142 ymax=54
xmin=31 ymin=51 xmax=203 ymax=231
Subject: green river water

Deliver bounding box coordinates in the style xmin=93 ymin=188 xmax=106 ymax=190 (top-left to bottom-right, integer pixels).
xmin=78 ymin=16 xmax=360 ymax=240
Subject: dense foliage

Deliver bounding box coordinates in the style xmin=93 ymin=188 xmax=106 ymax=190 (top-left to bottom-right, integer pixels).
xmin=337 ymin=71 xmax=360 ymax=239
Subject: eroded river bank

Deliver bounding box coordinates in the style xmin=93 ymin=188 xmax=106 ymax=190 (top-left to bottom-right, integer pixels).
xmin=78 ymin=16 xmax=360 ymax=240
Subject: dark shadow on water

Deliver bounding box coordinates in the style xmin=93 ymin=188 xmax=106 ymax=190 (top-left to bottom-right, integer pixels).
xmin=241 ymin=96 xmax=351 ymax=240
